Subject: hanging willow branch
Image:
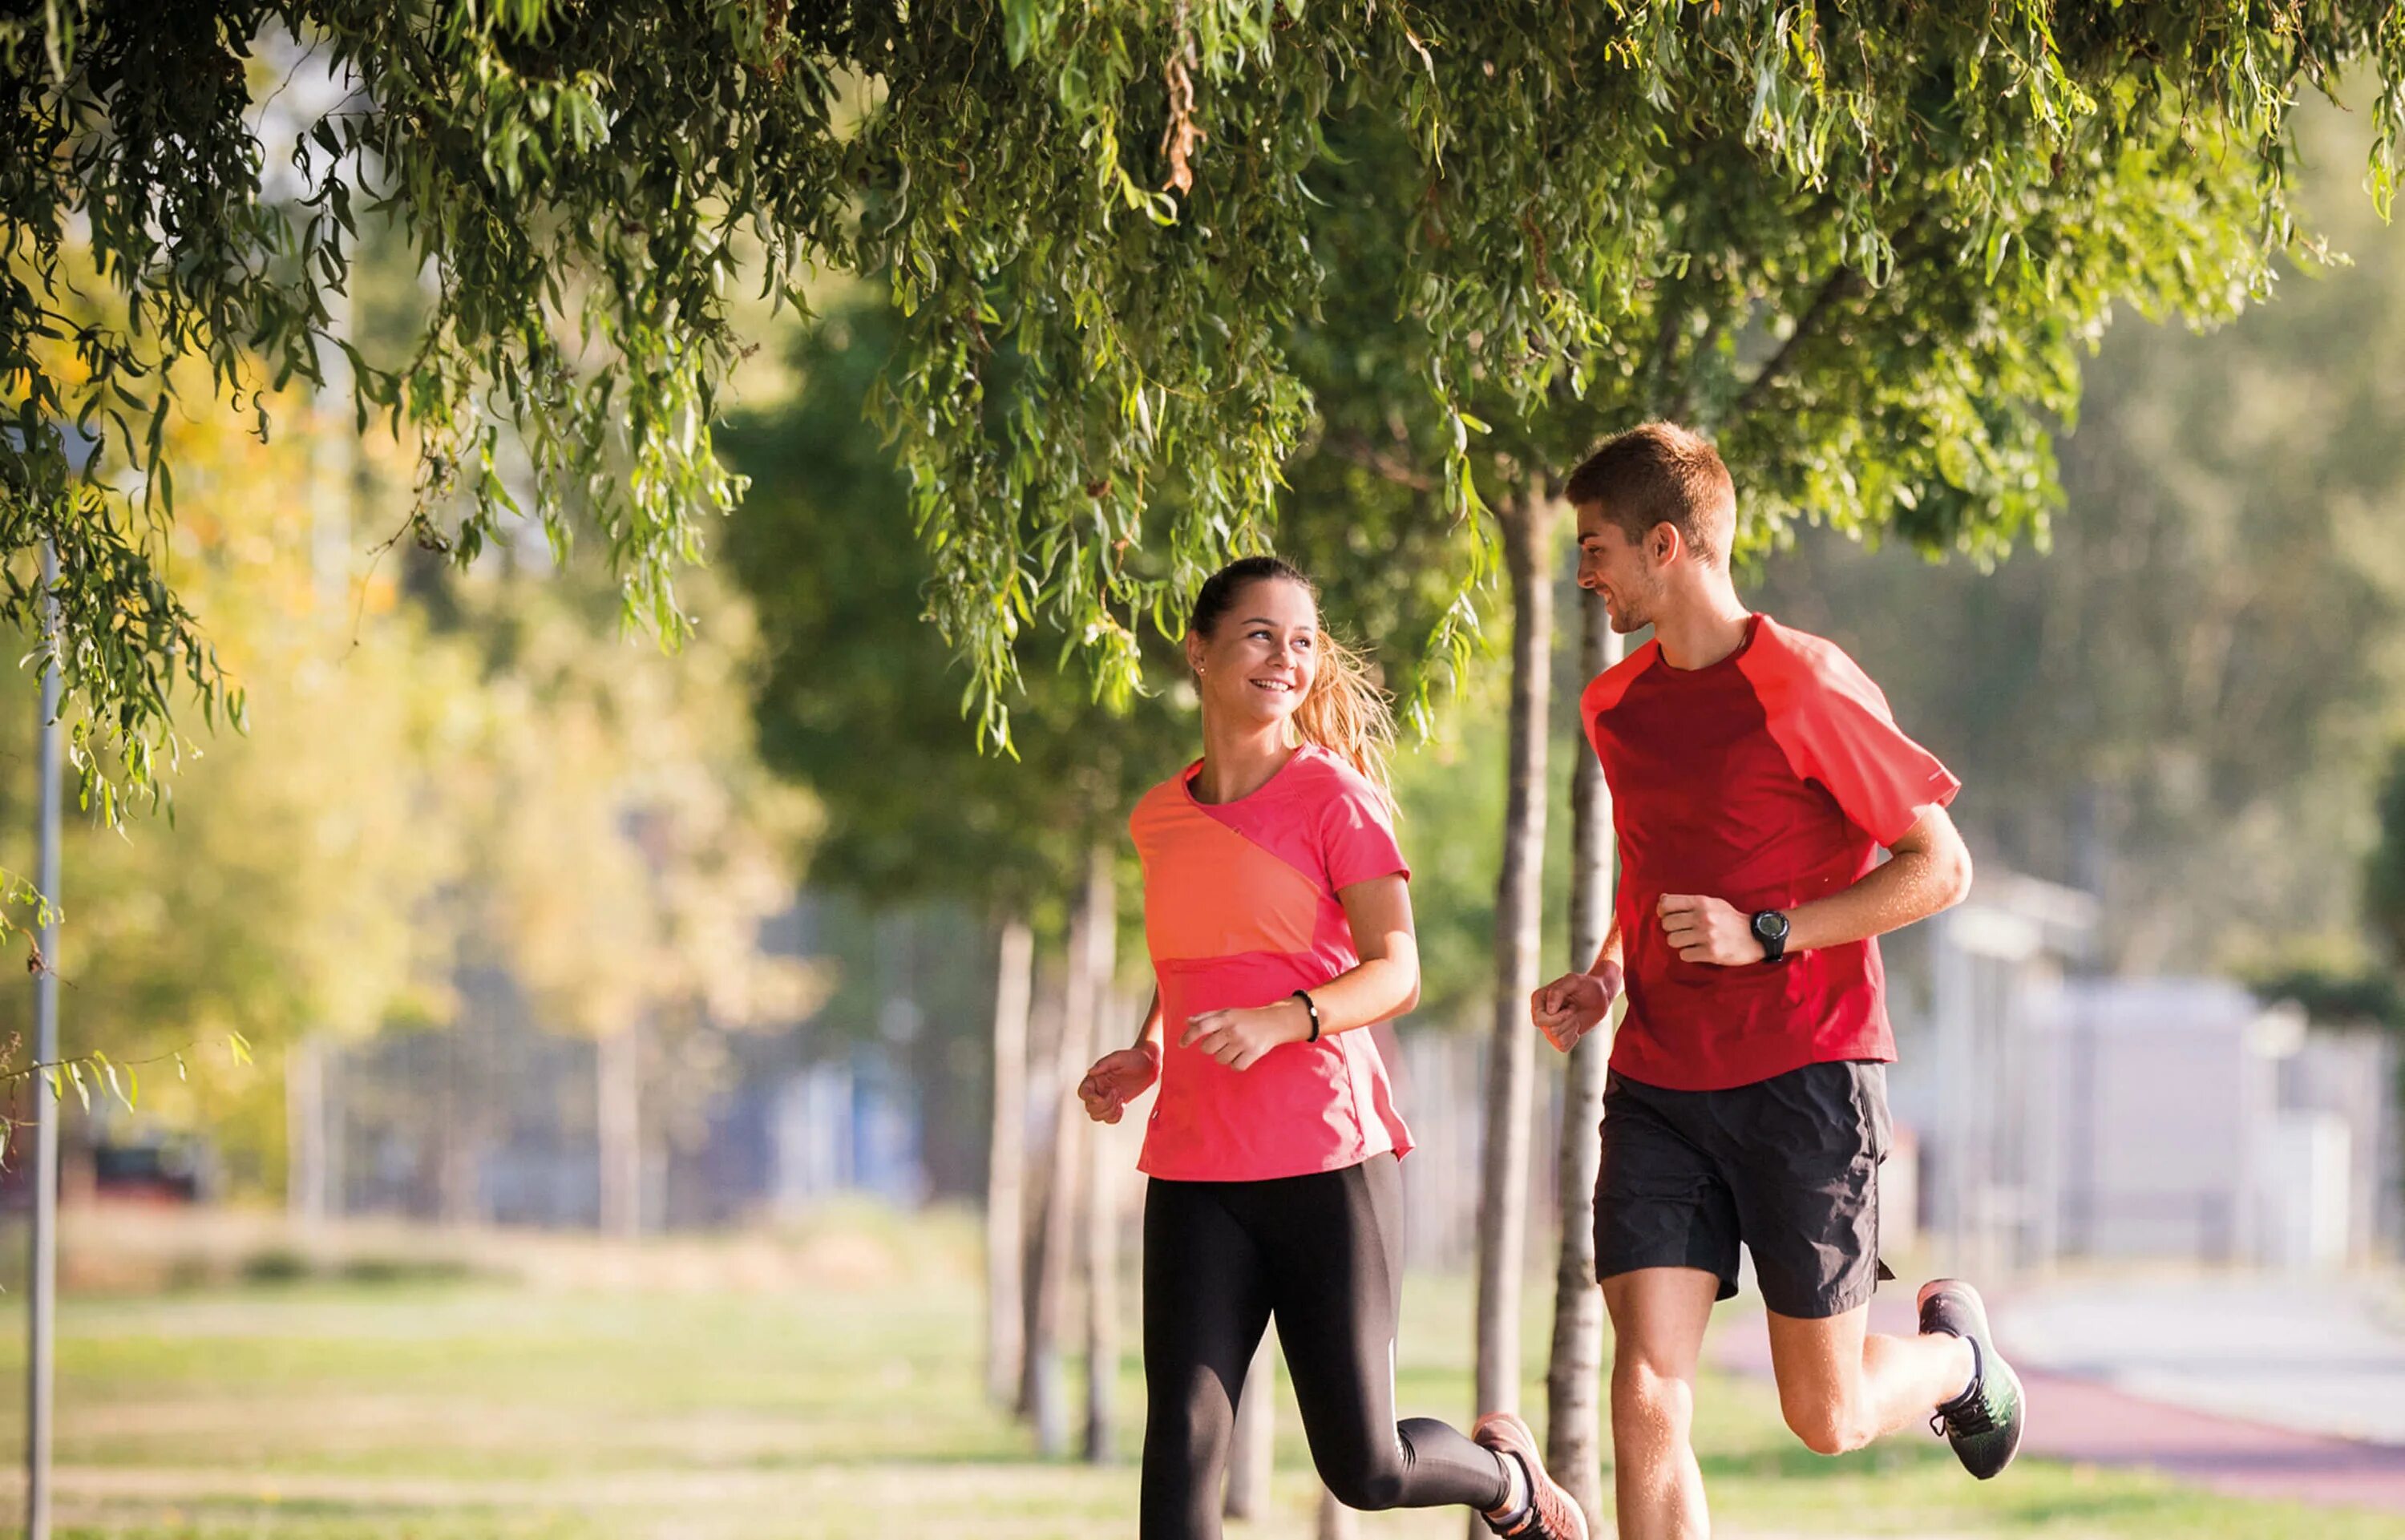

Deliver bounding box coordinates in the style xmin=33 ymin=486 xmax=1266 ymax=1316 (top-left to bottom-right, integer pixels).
xmin=2 ymin=2 xmax=2400 ymax=768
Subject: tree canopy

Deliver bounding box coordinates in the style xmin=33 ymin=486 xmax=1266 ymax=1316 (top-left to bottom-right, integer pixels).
xmin=8 ymin=2 xmax=2403 ymax=790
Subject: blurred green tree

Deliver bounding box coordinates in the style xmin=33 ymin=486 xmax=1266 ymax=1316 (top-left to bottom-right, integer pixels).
xmin=2253 ymin=740 xmax=2405 ymax=1032
xmin=0 ymin=372 xmax=811 ymax=1210
xmin=2371 ymin=747 xmax=2405 ymax=970
xmin=423 ymin=566 xmax=817 ymax=1235
xmin=0 ymin=374 xmax=470 ymax=1173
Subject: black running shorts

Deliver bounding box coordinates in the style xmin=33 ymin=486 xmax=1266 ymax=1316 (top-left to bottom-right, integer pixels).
xmin=1594 ymin=1059 xmax=1894 ymax=1320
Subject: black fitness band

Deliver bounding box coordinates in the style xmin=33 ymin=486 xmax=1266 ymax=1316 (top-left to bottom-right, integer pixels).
xmin=1291 ymin=989 xmax=1322 ymax=1042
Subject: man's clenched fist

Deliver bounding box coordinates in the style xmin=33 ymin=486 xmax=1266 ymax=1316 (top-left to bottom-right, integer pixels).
xmin=1658 ymin=893 xmax=1762 ymax=966
xmin=1530 ymin=961 xmax=1623 ymax=1051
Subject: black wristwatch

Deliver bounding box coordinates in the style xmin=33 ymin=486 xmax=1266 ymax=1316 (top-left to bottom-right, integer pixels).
xmin=1750 ymin=909 xmax=1791 ymax=964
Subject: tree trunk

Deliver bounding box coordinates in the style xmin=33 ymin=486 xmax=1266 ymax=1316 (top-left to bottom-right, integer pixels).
xmin=986 ymin=915 xmax=1036 ymax=1406
xmin=1030 ymin=917 xmax=1093 ymax=1455
xmin=439 ymin=1024 xmax=487 ymax=1227
xmin=597 ymin=1021 xmax=642 ymax=1239
xmin=1225 ymin=1333 xmax=1276 ymax=1520
xmin=1546 ymin=592 xmax=1621 ymax=1531
xmin=1316 ymin=1487 xmax=1359 ymax=1540
xmin=1017 ymin=962 xmax=1063 ymax=1423
xmin=1473 ymin=487 xmax=1558 ymax=1422
xmin=1079 ymin=848 xmax=1122 ymax=1463
xmin=286 ymin=1036 xmax=328 ymax=1227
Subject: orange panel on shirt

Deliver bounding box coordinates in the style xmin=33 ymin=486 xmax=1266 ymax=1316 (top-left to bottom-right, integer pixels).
xmin=1131 ymin=792 xmax=1322 ymax=961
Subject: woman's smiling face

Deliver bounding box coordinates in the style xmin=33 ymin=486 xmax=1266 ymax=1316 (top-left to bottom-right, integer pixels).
xmin=1186 ymin=576 xmax=1320 ymax=728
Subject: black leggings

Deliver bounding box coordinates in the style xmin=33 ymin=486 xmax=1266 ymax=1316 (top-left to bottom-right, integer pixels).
xmin=1140 ymin=1153 xmax=1511 ymax=1538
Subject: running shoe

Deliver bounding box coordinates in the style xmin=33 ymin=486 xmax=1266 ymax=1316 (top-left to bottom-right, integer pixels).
xmin=1471 ymin=1411 xmax=1589 ymax=1540
xmin=1919 ymin=1279 xmax=2027 ymax=1480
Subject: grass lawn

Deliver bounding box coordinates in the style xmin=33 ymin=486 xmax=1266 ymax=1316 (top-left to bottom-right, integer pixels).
xmin=0 ymin=1206 xmax=2391 ymax=1538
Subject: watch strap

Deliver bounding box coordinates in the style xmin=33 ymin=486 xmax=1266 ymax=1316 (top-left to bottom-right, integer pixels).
xmin=1751 ymin=910 xmax=1789 ymax=964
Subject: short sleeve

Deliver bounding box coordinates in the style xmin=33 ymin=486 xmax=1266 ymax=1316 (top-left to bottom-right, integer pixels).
xmin=1318 ymin=774 xmax=1410 ymax=891
xmin=1756 ymin=642 xmax=1959 ymax=847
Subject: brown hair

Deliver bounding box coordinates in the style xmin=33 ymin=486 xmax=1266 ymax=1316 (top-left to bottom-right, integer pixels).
xmin=1563 ymin=421 xmax=1737 ymax=566
xmin=1188 ymin=556 xmax=1396 ymax=803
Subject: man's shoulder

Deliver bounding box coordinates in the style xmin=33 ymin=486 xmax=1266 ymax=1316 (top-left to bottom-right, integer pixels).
xmin=1580 ymin=637 xmax=1663 ymax=717
xmin=1743 ymin=616 xmax=1885 ymax=704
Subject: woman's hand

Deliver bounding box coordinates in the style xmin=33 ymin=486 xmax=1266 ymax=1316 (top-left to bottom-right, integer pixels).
xmin=1179 ymin=999 xmax=1313 ymax=1072
xmin=1078 ymin=1044 xmax=1162 ymax=1124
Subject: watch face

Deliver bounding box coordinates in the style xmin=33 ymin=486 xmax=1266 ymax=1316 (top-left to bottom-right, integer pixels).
xmin=1755 ymin=911 xmax=1789 ymax=941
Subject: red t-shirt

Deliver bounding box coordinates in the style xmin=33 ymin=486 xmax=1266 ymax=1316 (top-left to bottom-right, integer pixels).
xmin=1582 ymin=614 xmax=1960 ymax=1092
xmin=1130 ymin=744 xmax=1417 ymax=1182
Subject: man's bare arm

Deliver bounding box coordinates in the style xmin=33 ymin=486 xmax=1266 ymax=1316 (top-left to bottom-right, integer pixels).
xmin=1659 ymin=805 xmax=1972 ymax=968
xmin=1786 ymin=804 xmax=1973 ymax=952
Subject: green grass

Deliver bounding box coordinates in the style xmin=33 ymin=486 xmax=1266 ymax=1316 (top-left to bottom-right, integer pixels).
xmin=0 ymin=1212 xmax=2390 ymax=1538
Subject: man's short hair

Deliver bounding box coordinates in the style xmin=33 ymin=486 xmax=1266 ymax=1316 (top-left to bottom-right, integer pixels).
xmin=1564 ymin=422 xmax=1736 ymax=566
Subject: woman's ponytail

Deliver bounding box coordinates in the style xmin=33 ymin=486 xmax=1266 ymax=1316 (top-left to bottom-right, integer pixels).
xmin=1293 ymin=630 xmax=1397 ymax=807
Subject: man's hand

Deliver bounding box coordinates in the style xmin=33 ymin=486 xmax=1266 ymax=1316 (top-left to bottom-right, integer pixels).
xmin=1179 ymin=999 xmax=1313 ymax=1072
xmin=1078 ymin=1044 xmax=1162 ymax=1124
xmin=1531 ymin=961 xmax=1623 ymax=1051
xmin=1659 ymin=893 xmax=1764 ymax=966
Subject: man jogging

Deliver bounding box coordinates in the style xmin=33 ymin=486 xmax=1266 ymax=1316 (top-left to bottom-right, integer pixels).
xmin=1532 ymin=422 xmax=2024 ymax=1539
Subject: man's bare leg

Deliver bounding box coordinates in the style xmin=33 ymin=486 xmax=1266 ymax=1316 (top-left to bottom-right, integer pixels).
xmin=1763 ymin=1297 xmax=1975 ymax=1455
xmin=1603 ymin=1267 xmax=1719 ymax=1540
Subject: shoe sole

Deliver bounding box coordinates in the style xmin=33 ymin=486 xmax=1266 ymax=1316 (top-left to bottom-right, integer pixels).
xmin=1470 ymin=1412 xmax=1589 ymax=1540
xmin=1981 ymin=1353 xmax=2027 ymax=1479
xmin=1920 ymin=1279 xmax=2027 ymax=1480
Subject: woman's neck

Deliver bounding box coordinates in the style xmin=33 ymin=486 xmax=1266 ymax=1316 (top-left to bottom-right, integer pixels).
xmin=1190 ymin=713 xmax=1298 ymax=804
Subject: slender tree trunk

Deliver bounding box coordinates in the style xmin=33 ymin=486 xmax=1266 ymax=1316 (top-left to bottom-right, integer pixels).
xmin=321 ymin=1041 xmax=345 ymax=1219
xmin=1225 ymin=1333 xmax=1276 ymax=1520
xmin=1317 ymin=1487 xmax=1359 ymax=1540
xmin=1018 ymin=963 xmax=1064 ymax=1423
xmin=597 ymin=1021 xmax=642 ymax=1239
xmin=1473 ymin=488 xmax=1559 ymax=1426
xmin=986 ymin=914 xmax=1037 ymax=1406
xmin=1079 ymin=849 xmax=1122 ymax=1462
xmin=286 ymin=1036 xmax=327 ymax=1227
xmin=439 ymin=1024 xmax=487 ymax=1227
xmin=1546 ymin=592 xmax=1621 ymax=1531
xmin=1032 ymin=909 xmax=1096 ymax=1455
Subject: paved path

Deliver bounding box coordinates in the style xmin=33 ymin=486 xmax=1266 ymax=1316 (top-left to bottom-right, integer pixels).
xmin=1709 ymin=1275 xmax=2405 ymax=1511
xmin=2004 ymin=1274 xmax=2405 ymax=1443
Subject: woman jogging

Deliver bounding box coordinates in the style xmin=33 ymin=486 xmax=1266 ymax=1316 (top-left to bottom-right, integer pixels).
xmin=1078 ymin=556 xmax=1586 ymax=1540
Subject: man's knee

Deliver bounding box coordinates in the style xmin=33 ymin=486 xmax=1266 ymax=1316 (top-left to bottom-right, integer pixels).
xmin=1781 ymin=1398 xmax=1873 ymax=1457
xmin=1611 ymin=1356 xmax=1694 ymax=1438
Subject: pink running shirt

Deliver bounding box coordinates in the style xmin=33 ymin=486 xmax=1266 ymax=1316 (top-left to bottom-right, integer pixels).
xmin=1130 ymin=744 xmax=1417 ymax=1182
